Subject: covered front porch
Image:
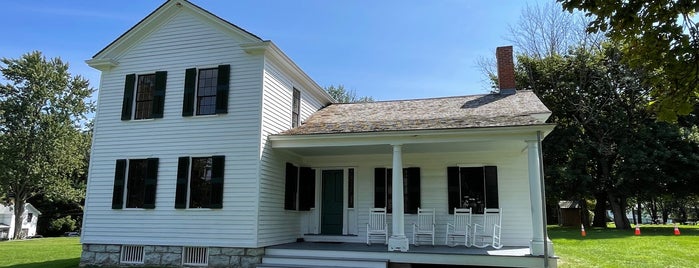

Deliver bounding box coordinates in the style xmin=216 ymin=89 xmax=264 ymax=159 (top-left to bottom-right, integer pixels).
xmin=259 ymin=241 xmax=557 ymax=268
xmin=271 ymin=126 xmax=554 ymax=258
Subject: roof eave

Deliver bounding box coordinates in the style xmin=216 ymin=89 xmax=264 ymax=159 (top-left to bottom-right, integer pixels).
xmin=270 ymin=124 xmax=556 ymax=148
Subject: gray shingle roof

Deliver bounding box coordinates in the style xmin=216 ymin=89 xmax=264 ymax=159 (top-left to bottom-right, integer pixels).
xmin=281 ymin=90 xmax=551 ymax=135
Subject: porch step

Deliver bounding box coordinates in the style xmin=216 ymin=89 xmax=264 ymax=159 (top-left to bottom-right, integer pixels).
xmin=260 ymin=255 xmax=388 ymax=268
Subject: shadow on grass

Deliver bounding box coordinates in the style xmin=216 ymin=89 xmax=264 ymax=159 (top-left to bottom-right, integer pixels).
xmin=9 ymin=258 xmax=79 ymax=268
xmin=549 ymin=225 xmax=699 ymax=240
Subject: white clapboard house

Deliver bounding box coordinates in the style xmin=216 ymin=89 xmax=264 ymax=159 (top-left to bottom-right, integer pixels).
xmin=81 ymin=1 xmax=556 ymax=267
xmin=0 ymin=203 xmax=41 ymax=240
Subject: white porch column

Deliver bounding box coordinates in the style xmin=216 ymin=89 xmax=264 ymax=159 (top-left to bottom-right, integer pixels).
xmin=527 ymin=140 xmax=553 ymax=256
xmin=388 ymin=144 xmax=409 ymax=252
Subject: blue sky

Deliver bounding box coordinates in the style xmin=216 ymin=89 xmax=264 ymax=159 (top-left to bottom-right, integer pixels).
xmin=2 ymin=0 xmax=549 ymax=101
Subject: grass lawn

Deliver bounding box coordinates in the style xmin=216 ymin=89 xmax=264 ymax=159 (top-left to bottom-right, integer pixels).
xmin=549 ymin=224 xmax=699 ymax=268
xmin=0 ymin=237 xmax=81 ymax=268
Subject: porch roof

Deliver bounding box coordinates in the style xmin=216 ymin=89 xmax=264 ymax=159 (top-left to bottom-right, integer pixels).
xmin=280 ymin=90 xmax=550 ymax=135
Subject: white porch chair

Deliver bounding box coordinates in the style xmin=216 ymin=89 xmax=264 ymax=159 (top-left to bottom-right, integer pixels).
xmin=412 ymin=207 xmax=435 ymax=246
xmin=366 ymin=208 xmax=388 ymax=245
xmin=445 ymin=208 xmax=472 ymax=247
xmin=472 ymin=208 xmax=503 ymax=249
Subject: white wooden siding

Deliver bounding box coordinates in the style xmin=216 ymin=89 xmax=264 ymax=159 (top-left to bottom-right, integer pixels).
xmin=257 ymin=59 xmax=326 ymax=246
xmin=82 ymin=9 xmax=264 ymax=247
xmin=299 ymin=150 xmax=535 ymax=247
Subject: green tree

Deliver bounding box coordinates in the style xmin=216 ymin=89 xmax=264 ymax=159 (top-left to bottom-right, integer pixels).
xmin=558 ymin=0 xmax=699 ymax=121
xmin=0 ymin=51 xmax=94 ymax=239
xmin=324 ymin=85 xmax=374 ymax=103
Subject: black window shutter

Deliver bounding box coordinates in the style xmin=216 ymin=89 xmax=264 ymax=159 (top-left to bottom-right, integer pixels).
xmin=112 ymin=159 xmax=127 ymax=209
xmin=121 ymin=74 xmax=136 ymax=120
xmin=374 ymin=168 xmax=386 ymax=208
xmin=298 ymin=167 xmax=315 ymax=211
xmin=175 ymin=157 xmax=190 ymax=209
xmin=210 ymin=155 xmax=225 ymax=208
xmin=447 ymin=166 xmax=460 ymax=214
xmin=215 ymin=64 xmax=230 ymax=114
xmin=284 ymin=163 xmax=299 ymax=210
xmin=143 ymin=158 xmax=159 ymax=209
xmin=182 ymin=68 xmax=196 ymax=116
xmin=484 ymin=166 xmax=499 ymax=208
xmin=152 ymin=71 xmax=167 ymax=118
xmin=405 ymin=167 xmax=421 ymax=214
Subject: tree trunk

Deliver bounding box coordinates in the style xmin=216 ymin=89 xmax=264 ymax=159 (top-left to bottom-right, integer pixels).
xmin=608 ymin=193 xmax=631 ymax=229
xmin=12 ymin=198 xmax=26 ymax=240
xmin=648 ymin=198 xmax=658 ymax=224
xmin=636 ymin=201 xmax=642 ymax=225
xmin=592 ymin=192 xmax=608 ymax=227
xmin=580 ymin=198 xmax=590 ymax=227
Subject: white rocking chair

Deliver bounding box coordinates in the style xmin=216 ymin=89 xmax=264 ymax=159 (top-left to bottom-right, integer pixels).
xmin=412 ymin=208 xmax=435 ymax=246
xmin=445 ymin=208 xmax=472 ymax=247
xmin=472 ymin=208 xmax=503 ymax=249
xmin=366 ymin=208 xmax=388 ymax=245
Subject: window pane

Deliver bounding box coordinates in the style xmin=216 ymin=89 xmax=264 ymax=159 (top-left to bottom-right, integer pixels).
xmin=196 ymin=68 xmax=218 ymax=115
xmin=135 ymin=74 xmax=155 ymax=119
xmin=126 ymin=159 xmax=148 ymax=208
xmin=189 ymin=157 xmax=212 ymax=208
xmin=460 ymin=167 xmax=485 ymax=213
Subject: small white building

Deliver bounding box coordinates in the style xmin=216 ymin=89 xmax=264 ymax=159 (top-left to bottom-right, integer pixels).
xmin=81 ymin=1 xmax=556 ymax=267
xmin=0 ymin=203 xmax=41 ymax=240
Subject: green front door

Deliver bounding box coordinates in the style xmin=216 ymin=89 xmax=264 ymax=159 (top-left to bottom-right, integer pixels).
xmin=321 ymin=170 xmax=343 ymax=235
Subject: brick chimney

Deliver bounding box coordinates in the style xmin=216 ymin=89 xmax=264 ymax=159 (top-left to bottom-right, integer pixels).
xmin=496 ymin=46 xmax=516 ymax=95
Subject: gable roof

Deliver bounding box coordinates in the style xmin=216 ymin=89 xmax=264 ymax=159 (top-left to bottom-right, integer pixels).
xmin=281 ymin=90 xmax=551 ymax=135
xmin=90 ymin=0 xmax=262 ymax=60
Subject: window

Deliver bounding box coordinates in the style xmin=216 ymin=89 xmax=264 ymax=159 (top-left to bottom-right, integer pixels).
xmin=175 ymin=156 xmax=225 ymax=209
xmin=121 ymin=72 xmax=167 ymax=120
xmin=374 ymin=167 xmax=420 ymax=213
xmin=284 ymin=163 xmax=315 ymax=211
xmin=27 ymin=213 xmax=33 ymax=223
xmin=182 ymin=65 xmax=230 ymax=116
xmin=292 ymin=88 xmax=301 ymax=127
xmin=120 ymin=245 xmax=144 ymax=264
xmin=447 ymin=166 xmax=498 ymax=214
xmin=112 ymin=158 xmax=159 ymax=209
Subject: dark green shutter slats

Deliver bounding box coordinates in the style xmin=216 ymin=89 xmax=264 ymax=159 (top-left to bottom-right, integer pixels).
xmin=175 ymin=157 xmax=189 ymax=209
xmin=143 ymin=158 xmax=159 ymax=209
xmin=374 ymin=168 xmax=386 ymax=209
xmin=284 ymin=163 xmax=299 ymax=210
xmin=152 ymin=71 xmax=167 ymax=118
xmin=405 ymin=167 xmax=420 ymax=214
xmin=485 ymin=166 xmax=499 ymax=208
xmin=121 ymin=74 xmax=136 ymax=120
xmin=183 ymin=68 xmax=196 ymax=116
xmin=447 ymin=166 xmax=460 ymax=214
xmin=112 ymin=159 xmax=127 ymax=209
xmin=210 ymin=155 xmax=225 ymax=209
xmin=298 ymin=167 xmax=315 ymax=211
xmin=215 ymin=64 xmax=230 ymax=114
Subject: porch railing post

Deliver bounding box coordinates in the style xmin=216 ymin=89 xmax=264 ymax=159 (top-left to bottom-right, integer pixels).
xmin=388 ymin=144 xmax=409 ymax=252
xmin=526 ymin=139 xmax=553 ymax=257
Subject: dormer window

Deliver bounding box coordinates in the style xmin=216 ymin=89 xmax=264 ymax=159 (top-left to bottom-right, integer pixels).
xmin=182 ymin=65 xmax=230 ymax=116
xmin=121 ymin=72 xmax=167 ymax=120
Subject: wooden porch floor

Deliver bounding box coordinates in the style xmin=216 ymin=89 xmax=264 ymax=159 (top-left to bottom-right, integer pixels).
xmin=265 ymin=242 xmax=557 ymax=267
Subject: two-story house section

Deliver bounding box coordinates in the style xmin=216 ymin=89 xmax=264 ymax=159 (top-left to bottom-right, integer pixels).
xmin=82 ymin=1 xmax=557 ymax=268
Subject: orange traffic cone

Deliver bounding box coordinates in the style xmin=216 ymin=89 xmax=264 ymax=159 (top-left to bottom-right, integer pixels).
xmin=634 ymin=224 xmax=641 ymax=236
xmin=674 ymin=224 xmax=681 ymax=236
xmin=581 ymin=224 xmax=587 ymax=237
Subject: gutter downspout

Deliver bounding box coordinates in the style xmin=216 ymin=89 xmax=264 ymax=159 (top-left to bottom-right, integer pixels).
xmin=537 ymin=131 xmax=549 ymax=268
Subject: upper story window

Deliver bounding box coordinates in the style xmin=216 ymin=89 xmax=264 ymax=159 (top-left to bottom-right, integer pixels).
xmin=183 ymin=65 xmax=230 ymax=117
xmin=292 ymin=88 xmax=301 ymax=127
xmin=112 ymin=158 xmax=159 ymax=209
xmin=121 ymin=72 xmax=167 ymax=120
xmin=175 ymin=156 xmax=225 ymax=209
xmin=447 ymin=166 xmax=498 ymax=214
xmin=27 ymin=213 xmax=33 ymax=223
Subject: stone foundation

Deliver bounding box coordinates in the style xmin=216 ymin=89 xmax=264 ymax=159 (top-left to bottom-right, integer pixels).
xmin=80 ymin=244 xmax=265 ymax=268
